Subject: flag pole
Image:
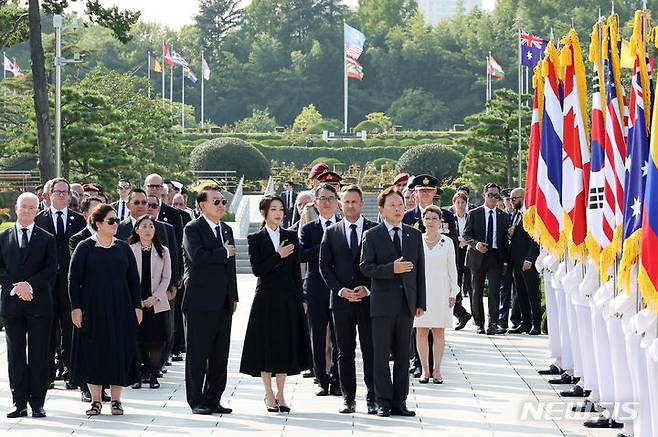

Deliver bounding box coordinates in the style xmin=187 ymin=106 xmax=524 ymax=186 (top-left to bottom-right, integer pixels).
xmin=162 ymin=43 xmax=166 ymax=109
xmin=181 ymin=65 xmax=185 ymax=132
xmin=343 ymin=20 xmax=348 ymax=133
xmin=201 ymin=51 xmax=205 ymax=130
xmin=170 ymin=44 xmax=174 ymax=113
xmin=517 ymin=18 xmax=523 ymax=185
xmin=147 ymin=50 xmax=151 ymax=99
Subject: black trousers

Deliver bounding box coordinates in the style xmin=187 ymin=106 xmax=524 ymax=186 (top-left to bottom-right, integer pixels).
xmin=498 ymin=269 xmax=516 ymax=327
xmin=332 ymin=303 xmax=374 ymax=402
xmin=5 ymin=311 xmax=53 ymax=409
xmin=371 ymin=308 xmax=413 ymax=409
xmin=172 ymin=286 xmax=186 ymax=355
xmin=307 ymin=298 xmax=338 ymax=388
xmin=183 ymin=307 xmax=232 ymax=409
xmin=512 ymin=263 xmax=542 ymax=329
xmin=48 ymin=272 xmax=72 ymax=381
xmin=470 ymin=251 xmax=504 ymax=329
xmin=163 ymin=297 xmax=175 ymax=365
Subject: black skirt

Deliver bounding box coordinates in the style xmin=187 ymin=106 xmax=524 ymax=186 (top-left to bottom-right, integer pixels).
xmin=138 ymin=250 xmax=168 ymax=343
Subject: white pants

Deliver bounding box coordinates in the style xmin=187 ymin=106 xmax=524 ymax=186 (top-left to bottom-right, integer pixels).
xmin=625 ymin=328 xmax=649 ymax=436
xmin=605 ymin=316 xmax=634 ymax=424
xmin=591 ymin=300 xmax=615 ymax=407
xmin=574 ymin=304 xmax=598 ymax=397
xmin=557 ymin=284 xmax=574 ymax=372
xmin=543 ymin=271 xmax=561 ymax=366
xmin=565 ymin=292 xmax=582 ymax=377
xmin=645 ymin=348 xmax=658 ymax=436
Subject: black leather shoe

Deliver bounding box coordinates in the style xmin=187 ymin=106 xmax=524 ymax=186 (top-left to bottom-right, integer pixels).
xmin=65 ymin=381 xmax=78 ymax=390
xmin=6 ymin=407 xmax=27 ymax=418
xmin=315 ymin=385 xmax=329 ymax=396
xmin=455 ymin=314 xmax=472 ymax=331
xmin=560 ymin=385 xmax=591 ymax=397
xmin=477 ymin=326 xmax=485 ymax=334
xmin=31 ymin=407 xmax=46 ymax=418
xmin=149 ymin=377 xmax=160 ymax=389
xmin=538 ymin=365 xmax=563 ymax=375
xmin=164 ymin=360 xmax=173 ymax=366
xmin=377 ymin=406 xmax=391 ymax=417
xmin=367 ymin=401 xmax=378 ymax=415
xmin=339 ymin=401 xmax=356 ymax=414
xmin=131 ymin=381 xmax=142 ymax=389
xmin=171 ymin=354 xmax=184 ymax=362
xmin=210 ymin=403 xmax=232 ymax=414
xmin=486 ymin=328 xmax=496 ymax=335
xmin=413 ymin=368 xmax=422 ymax=378
xmin=302 ymin=370 xmax=314 ymax=378
xmin=498 ymin=322 xmax=508 ymax=330
xmin=48 ymin=381 xmax=55 ymax=389
xmin=101 ymin=389 xmax=111 ymax=402
xmin=549 ymin=374 xmax=580 ymax=384
xmin=81 ymin=391 xmax=92 ymax=403
xmin=391 ymin=404 xmax=416 ymax=417
xmin=508 ymin=325 xmax=531 ymax=334
xmin=583 ymin=416 xmax=624 ymax=428
xmin=330 ymin=384 xmax=342 ymax=396
xmin=572 ymin=400 xmax=597 ymax=412
xmin=495 ymin=326 xmax=507 ymax=335
xmin=191 ymin=406 xmax=213 ymax=415
xmin=528 ymin=328 xmax=541 ymax=335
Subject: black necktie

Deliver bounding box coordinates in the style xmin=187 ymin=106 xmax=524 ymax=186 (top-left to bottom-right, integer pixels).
xmin=119 ymin=201 xmax=125 ymax=219
xmin=392 ymin=226 xmax=402 ymax=258
xmin=215 ymin=225 xmax=223 ymax=246
xmin=350 ymin=224 xmax=359 ymax=259
xmin=20 ymin=227 xmax=29 ymax=250
xmin=486 ymin=210 xmax=494 ymax=248
xmin=56 ymin=211 xmax=65 ymax=244
xmin=325 ymin=220 xmax=332 ymax=231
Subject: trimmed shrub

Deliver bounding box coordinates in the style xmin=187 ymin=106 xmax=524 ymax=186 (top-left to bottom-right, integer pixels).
xmin=311 ymin=157 xmax=343 ymax=167
xmin=253 ymin=144 xmax=407 ymax=166
xmin=353 ymin=120 xmax=382 ymax=133
xmin=365 ymin=139 xmax=385 ymax=147
xmin=399 ymin=139 xmax=417 ymax=148
xmin=395 ymin=144 xmax=462 ymax=184
xmin=307 ymin=119 xmax=342 ymax=134
xmin=372 ymin=157 xmax=397 ymax=170
xmin=384 ymin=139 xmax=401 ymax=147
xmin=190 ymin=137 xmax=271 ymax=180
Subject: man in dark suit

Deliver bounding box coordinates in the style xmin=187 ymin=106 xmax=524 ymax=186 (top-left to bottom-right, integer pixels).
xmin=182 ymin=185 xmax=238 ymax=415
xmin=144 ymin=173 xmax=184 ymax=250
xmin=1 ymin=192 xmax=58 ymax=418
xmin=280 ymin=181 xmax=297 ymax=228
xmin=360 ymin=186 xmax=426 ymax=417
xmin=464 ymin=182 xmax=510 ymax=335
xmin=300 ymin=183 xmax=342 ymax=397
xmin=507 ymin=188 xmax=542 ymax=335
xmin=320 ymin=185 xmax=377 ymax=415
xmin=68 ymin=197 xmax=103 ymax=257
xmin=111 ymin=179 xmax=131 ymax=220
xmin=34 ymin=178 xmax=86 ymax=389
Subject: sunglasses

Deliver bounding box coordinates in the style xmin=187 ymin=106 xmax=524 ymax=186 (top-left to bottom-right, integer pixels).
xmin=118 ymin=185 xmax=130 ymax=190
xmin=146 ymin=184 xmax=163 ymax=189
xmin=105 ymin=217 xmax=120 ymax=225
xmin=486 ymin=192 xmax=501 ymax=200
xmin=147 ymin=202 xmax=160 ymax=209
xmin=209 ymin=198 xmax=227 ymax=206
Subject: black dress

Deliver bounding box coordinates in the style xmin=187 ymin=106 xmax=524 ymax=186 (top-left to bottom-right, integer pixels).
xmin=69 ymin=238 xmax=141 ymax=387
xmin=138 ymin=248 xmax=168 ymax=343
xmin=239 ymin=227 xmax=312 ymax=377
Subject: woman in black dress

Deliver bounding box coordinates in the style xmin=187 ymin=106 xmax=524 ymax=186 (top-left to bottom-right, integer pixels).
xmin=128 ymin=215 xmax=171 ymax=389
xmin=240 ymin=195 xmax=311 ymax=413
xmin=69 ymin=204 xmax=142 ymax=416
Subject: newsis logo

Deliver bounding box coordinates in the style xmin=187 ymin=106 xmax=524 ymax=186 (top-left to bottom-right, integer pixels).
xmin=519 ymin=401 xmax=639 ymax=421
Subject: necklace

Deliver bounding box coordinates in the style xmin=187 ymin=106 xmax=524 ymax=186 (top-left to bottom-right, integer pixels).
xmin=96 ymin=238 xmax=113 ymax=248
xmin=142 ymin=244 xmax=152 ymax=252
xmin=424 ymin=233 xmax=440 ymax=248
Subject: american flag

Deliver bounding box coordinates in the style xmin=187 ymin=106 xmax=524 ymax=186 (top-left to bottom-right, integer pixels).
xmin=344 ymin=23 xmax=366 ymax=60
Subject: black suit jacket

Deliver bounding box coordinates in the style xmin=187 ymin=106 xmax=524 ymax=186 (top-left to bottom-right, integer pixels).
xmin=69 ymin=227 xmax=92 ymax=256
xmin=360 ymin=223 xmax=426 ymax=317
xmin=0 ymin=226 xmax=58 ymax=317
xmin=319 ymin=218 xmax=376 ymax=311
xmin=34 ymin=208 xmax=85 ymax=273
xmin=158 ymin=203 xmax=183 ymax=249
xmin=280 ymin=191 xmax=297 ymax=212
xmin=182 ymin=218 xmax=238 ymax=312
xmin=299 ymin=217 xmax=340 ymax=304
xmin=463 ymin=206 xmax=510 ymax=271
xmin=402 ymin=205 xmax=459 ymax=255
xmin=509 ymin=210 xmax=539 ymax=266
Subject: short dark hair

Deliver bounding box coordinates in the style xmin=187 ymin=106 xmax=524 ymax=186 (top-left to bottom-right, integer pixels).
xmin=35 ymin=184 xmax=44 ymax=193
xmin=128 ymin=188 xmax=147 ymax=202
xmin=483 ymin=182 xmax=501 ymax=193
xmin=146 ymin=194 xmax=160 ymax=206
xmin=49 ymin=177 xmax=70 ymax=192
xmin=457 ymin=185 xmax=470 ymax=195
xmin=284 ymin=180 xmax=294 ymax=186
xmin=314 ymin=183 xmax=337 ymax=198
xmin=118 ymin=179 xmax=130 ymax=185
xmin=340 ymin=184 xmax=363 ymax=200
xmin=258 ymin=195 xmax=285 ymax=230
xmin=422 ymin=204 xmax=443 ymax=219
xmin=89 ymin=204 xmax=115 ymax=231
xmin=81 ymin=196 xmax=102 ymax=213
xmin=377 ymin=186 xmax=404 ymax=207
xmin=196 ymin=185 xmax=222 ymax=204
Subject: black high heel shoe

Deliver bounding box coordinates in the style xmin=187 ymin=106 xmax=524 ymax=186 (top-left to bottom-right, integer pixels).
xmin=276 ymin=400 xmax=291 ymax=413
xmin=149 ymin=376 xmax=160 ymax=389
xmin=264 ymin=398 xmax=279 ymax=413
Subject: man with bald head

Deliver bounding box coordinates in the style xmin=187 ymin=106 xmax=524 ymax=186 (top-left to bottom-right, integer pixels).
xmin=507 ymin=188 xmax=541 ymax=335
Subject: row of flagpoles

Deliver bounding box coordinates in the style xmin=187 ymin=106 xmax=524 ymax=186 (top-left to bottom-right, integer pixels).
xmin=522 ymin=9 xmax=658 ymax=311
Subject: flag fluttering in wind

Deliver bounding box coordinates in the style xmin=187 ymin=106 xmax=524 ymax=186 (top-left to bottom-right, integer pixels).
xmin=183 ymin=66 xmax=197 ymax=83
xmin=346 ymin=57 xmax=364 ymax=80
xmin=520 ymin=31 xmax=548 ymax=68
xmin=487 ymin=55 xmax=505 ymax=78
xmin=344 ymin=23 xmax=366 ymax=60
xmin=202 ymin=57 xmax=211 ymax=80
xmin=3 ymin=54 xmax=24 ymax=79
xmin=163 ymin=41 xmax=175 ymax=66
xmin=523 ymin=65 xmax=544 ymax=240
xmin=149 ymin=57 xmax=162 ymax=73
xmin=619 ymin=11 xmax=652 ymax=293
xmin=534 ymin=42 xmax=564 ymax=256
xmin=560 ymin=30 xmax=591 ymax=261
xmin=170 ymin=50 xmax=189 ymax=67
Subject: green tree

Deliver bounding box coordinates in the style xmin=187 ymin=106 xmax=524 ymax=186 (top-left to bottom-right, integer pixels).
xmin=457 ymin=88 xmax=530 ymax=190
xmin=388 ymin=88 xmax=449 ymax=130
xmin=357 ymin=0 xmax=417 ymax=44
xmin=395 ymin=143 xmax=462 ymax=184
xmin=194 ymin=0 xmax=243 ymax=60
xmin=292 ymin=103 xmax=323 ymax=132
xmin=234 ymin=108 xmax=277 ymax=132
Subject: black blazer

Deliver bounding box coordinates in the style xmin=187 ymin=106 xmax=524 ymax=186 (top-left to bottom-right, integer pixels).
xmin=0 ymin=225 xmax=58 ymax=317
xmin=280 ymin=191 xmax=297 ymax=211
xmin=34 ymin=208 xmax=85 ymax=272
xmin=158 ymin=203 xmax=183 ymax=249
xmin=402 ymin=205 xmax=459 ymax=256
xmin=182 ymin=218 xmax=238 ymax=312
xmin=509 ymin=210 xmax=539 ymax=266
xmin=247 ymin=227 xmax=303 ymax=301
xmin=319 ymin=218 xmax=377 ymax=311
xmin=463 ymin=206 xmax=510 ymax=271
xmin=69 ymin=227 xmax=92 ymax=256
xmin=360 ymin=223 xmax=426 ymax=317
xmin=299 ymin=217 xmax=339 ymax=303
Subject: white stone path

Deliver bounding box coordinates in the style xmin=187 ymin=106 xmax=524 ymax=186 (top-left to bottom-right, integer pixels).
xmin=0 ymin=275 xmax=620 ymax=437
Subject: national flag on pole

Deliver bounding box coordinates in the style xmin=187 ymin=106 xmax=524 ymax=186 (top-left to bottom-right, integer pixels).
xmin=346 ymin=57 xmax=364 ymax=80
xmin=170 ymin=50 xmax=189 ymax=67
xmin=520 ymin=31 xmax=548 ymax=68
xmin=202 ymin=57 xmax=210 ymax=80
xmin=183 ymin=66 xmax=197 ymax=83
xmin=163 ymin=41 xmax=175 ymax=66
xmin=560 ymin=30 xmax=590 ymax=261
xmin=3 ymin=54 xmax=23 ymax=79
xmin=487 ymin=55 xmax=505 ymax=78
xmin=535 ymin=42 xmax=564 ymax=256
xmin=344 ymin=23 xmax=366 ymax=60
xmin=619 ymin=11 xmax=652 ymax=293
xmin=149 ymin=57 xmax=162 ymax=73
xmin=599 ymin=17 xmax=627 ymax=278
xmin=523 ymin=65 xmax=544 ymax=241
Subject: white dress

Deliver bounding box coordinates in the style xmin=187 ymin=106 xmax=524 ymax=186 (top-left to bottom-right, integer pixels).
xmin=414 ymin=235 xmax=460 ymax=329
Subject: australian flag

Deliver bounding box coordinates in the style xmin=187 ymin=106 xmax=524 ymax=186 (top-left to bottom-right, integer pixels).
xmin=520 ymin=31 xmax=547 ymax=68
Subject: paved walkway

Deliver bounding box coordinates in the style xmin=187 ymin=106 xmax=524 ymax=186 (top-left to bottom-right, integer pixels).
xmin=0 ymin=275 xmax=618 ymax=436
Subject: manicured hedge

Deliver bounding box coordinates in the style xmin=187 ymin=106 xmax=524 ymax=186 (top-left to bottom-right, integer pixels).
xmin=190 ymin=137 xmax=271 ymax=180
xmin=254 ymin=144 xmax=409 ymax=165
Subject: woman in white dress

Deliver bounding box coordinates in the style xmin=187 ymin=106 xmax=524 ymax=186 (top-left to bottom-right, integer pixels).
xmin=414 ymin=205 xmax=459 ymax=384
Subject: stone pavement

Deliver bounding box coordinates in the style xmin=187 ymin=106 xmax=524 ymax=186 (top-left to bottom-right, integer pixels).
xmin=0 ymin=275 xmax=619 ymax=437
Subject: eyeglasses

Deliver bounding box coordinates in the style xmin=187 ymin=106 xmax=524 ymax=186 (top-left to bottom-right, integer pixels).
xmin=147 ymin=203 xmax=160 ymax=209
xmin=146 ymin=184 xmax=163 ymax=189
xmin=131 ymin=200 xmax=147 ymax=205
xmin=211 ymin=198 xmax=227 ymax=206
xmin=486 ymin=192 xmax=501 ymax=200
xmin=52 ymin=190 xmax=69 ymax=196
xmin=173 ymin=202 xmax=185 ymax=207
xmin=105 ymin=217 xmax=120 ymax=225
xmin=118 ymin=185 xmax=130 ymax=190
xmin=510 ymin=196 xmax=522 ymax=201
xmin=317 ymin=196 xmax=336 ymax=203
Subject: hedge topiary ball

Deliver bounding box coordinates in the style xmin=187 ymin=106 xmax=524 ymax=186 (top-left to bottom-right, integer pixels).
xmin=190 ymin=137 xmax=271 ymax=180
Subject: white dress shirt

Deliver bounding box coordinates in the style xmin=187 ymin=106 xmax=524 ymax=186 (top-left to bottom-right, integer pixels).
xmin=383 ymin=220 xmax=403 ymax=244
xmin=343 ymin=216 xmax=364 ymax=248
xmin=265 ymin=225 xmax=280 ymax=251
xmin=117 ymin=199 xmax=128 ymax=220
xmin=482 ymin=205 xmax=498 ymax=249
xmin=202 ymin=214 xmax=224 ymax=245
xmin=50 ymin=205 xmax=68 ymax=233
xmin=320 ymin=215 xmax=337 ymax=231
xmin=455 ymin=212 xmax=467 ymax=237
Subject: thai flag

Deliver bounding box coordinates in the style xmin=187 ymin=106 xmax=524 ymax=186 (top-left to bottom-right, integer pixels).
xmin=535 ymin=43 xmax=563 ymax=256
xmin=523 ymin=67 xmax=542 ymax=240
